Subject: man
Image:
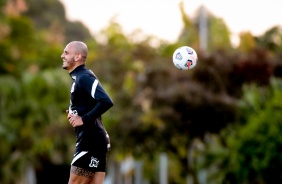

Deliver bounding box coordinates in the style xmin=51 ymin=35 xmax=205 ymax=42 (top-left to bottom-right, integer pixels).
xmin=61 ymin=41 xmax=113 ymax=184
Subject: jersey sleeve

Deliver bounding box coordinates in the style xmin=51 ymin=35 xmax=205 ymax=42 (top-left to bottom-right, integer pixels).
xmin=78 ymin=74 xmax=113 ymax=125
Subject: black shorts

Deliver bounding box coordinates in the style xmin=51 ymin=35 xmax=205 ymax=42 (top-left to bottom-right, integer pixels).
xmin=71 ymin=151 xmax=107 ymax=172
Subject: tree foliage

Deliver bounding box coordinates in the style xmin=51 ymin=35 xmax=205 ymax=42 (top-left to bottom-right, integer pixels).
xmin=226 ymin=79 xmax=282 ymax=183
xmin=0 ymin=70 xmax=72 ymax=183
xmin=238 ymin=31 xmax=256 ymax=53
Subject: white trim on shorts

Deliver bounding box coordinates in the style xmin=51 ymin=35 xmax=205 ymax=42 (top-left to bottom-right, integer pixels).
xmin=71 ymin=151 xmax=88 ymax=165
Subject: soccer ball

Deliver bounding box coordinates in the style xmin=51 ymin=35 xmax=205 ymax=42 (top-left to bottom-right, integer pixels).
xmin=172 ymin=46 xmax=198 ymax=70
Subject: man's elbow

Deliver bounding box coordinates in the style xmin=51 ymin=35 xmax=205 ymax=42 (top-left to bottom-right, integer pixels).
xmin=105 ymin=98 xmax=114 ymax=108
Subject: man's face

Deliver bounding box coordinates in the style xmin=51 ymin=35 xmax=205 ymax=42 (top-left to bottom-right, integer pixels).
xmin=61 ymin=44 xmax=76 ymax=72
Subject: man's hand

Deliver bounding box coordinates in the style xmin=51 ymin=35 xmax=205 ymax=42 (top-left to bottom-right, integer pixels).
xmin=66 ymin=110 xmax=83 ymax=127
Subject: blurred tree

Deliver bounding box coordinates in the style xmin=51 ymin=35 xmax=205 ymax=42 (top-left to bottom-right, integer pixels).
xmin=0 ymin=69 xmax=72 ymax=183
xmin=233 ymin=48 xmax=273 ymax=86
xmin=0 ymin=16 xmax=35 ymax=76
xmin=209 ymin=18 xmax=231 ymax=51
xmin=226 ymin=78 xmax=282 ymax=183
xmin=24 ymin=0 xmax=95 ymax=44
xmin=255 ymin=26 xmax=282 ymax=54
xmin=183 ymin=78 xmax=282 ymax=184
xmin=177 ymin=1 xmax=199 ymax=49
xmin=0 ymin=15 xmax=64 ymax=76
xmin=178 ymin=3 xmax=232 ymax=54
xmin=0 ymin=0 xmax=7 ymax=10
xmin=3 ymin=0 xmax=27 ymax=17
xmin=238 ymin=31 xmax=256 ymax=53
xmin=24 ymin=0 xmax=66 ymax=28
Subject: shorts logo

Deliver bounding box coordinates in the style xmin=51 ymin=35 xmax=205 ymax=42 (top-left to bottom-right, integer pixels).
xmin=89 ymin=157 xmax=99 ymax=168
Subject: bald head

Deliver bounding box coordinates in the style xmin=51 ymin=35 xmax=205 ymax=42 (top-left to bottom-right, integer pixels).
xmin=68 ymin=41 xmax=88 ymax=61
xmin=61 ymin=41 xmax=89 ymax=72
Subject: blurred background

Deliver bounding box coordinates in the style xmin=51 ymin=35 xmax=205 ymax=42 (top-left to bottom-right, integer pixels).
xmin=0 ymin=0 xmax=282 ymax=184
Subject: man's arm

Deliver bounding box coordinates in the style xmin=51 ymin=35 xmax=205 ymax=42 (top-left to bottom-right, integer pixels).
xmin=79 ymin=75 xmax=113 ymax=124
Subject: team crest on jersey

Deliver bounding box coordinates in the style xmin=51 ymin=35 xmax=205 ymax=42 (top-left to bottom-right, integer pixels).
xmin=89 ymin=157 xmax=99 ymax=168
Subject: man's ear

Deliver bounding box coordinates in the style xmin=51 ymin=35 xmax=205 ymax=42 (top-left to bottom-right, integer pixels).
xmin=74 ymin=54 xmax=82 ymax=61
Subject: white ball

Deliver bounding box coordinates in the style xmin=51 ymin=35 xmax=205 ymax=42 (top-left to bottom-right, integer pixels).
xmin=172 ymin=46 xmax=198 ymax=70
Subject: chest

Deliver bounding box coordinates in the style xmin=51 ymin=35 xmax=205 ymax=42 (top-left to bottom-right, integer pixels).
xmin=70 ymin=81 xmax=93 ymax=105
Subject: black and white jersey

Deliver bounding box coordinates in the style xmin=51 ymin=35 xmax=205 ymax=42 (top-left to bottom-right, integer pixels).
xmin=69 ymin=65 xmax=113 ymax=152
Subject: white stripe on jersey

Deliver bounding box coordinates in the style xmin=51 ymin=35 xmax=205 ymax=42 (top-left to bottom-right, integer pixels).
xmin=71 ymin=151 xmax=88 ymax=165
xmin=70 ymin=82 xmax=75 ymax=93
xmin=70 ymin=76 xmax=76 ymax=92
xmin=91 ymin=79 xmax=99 ymax=98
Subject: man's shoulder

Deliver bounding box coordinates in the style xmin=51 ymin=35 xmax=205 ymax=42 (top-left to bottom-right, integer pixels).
xmin=76 ymin=69 xmax=96 ymax=81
